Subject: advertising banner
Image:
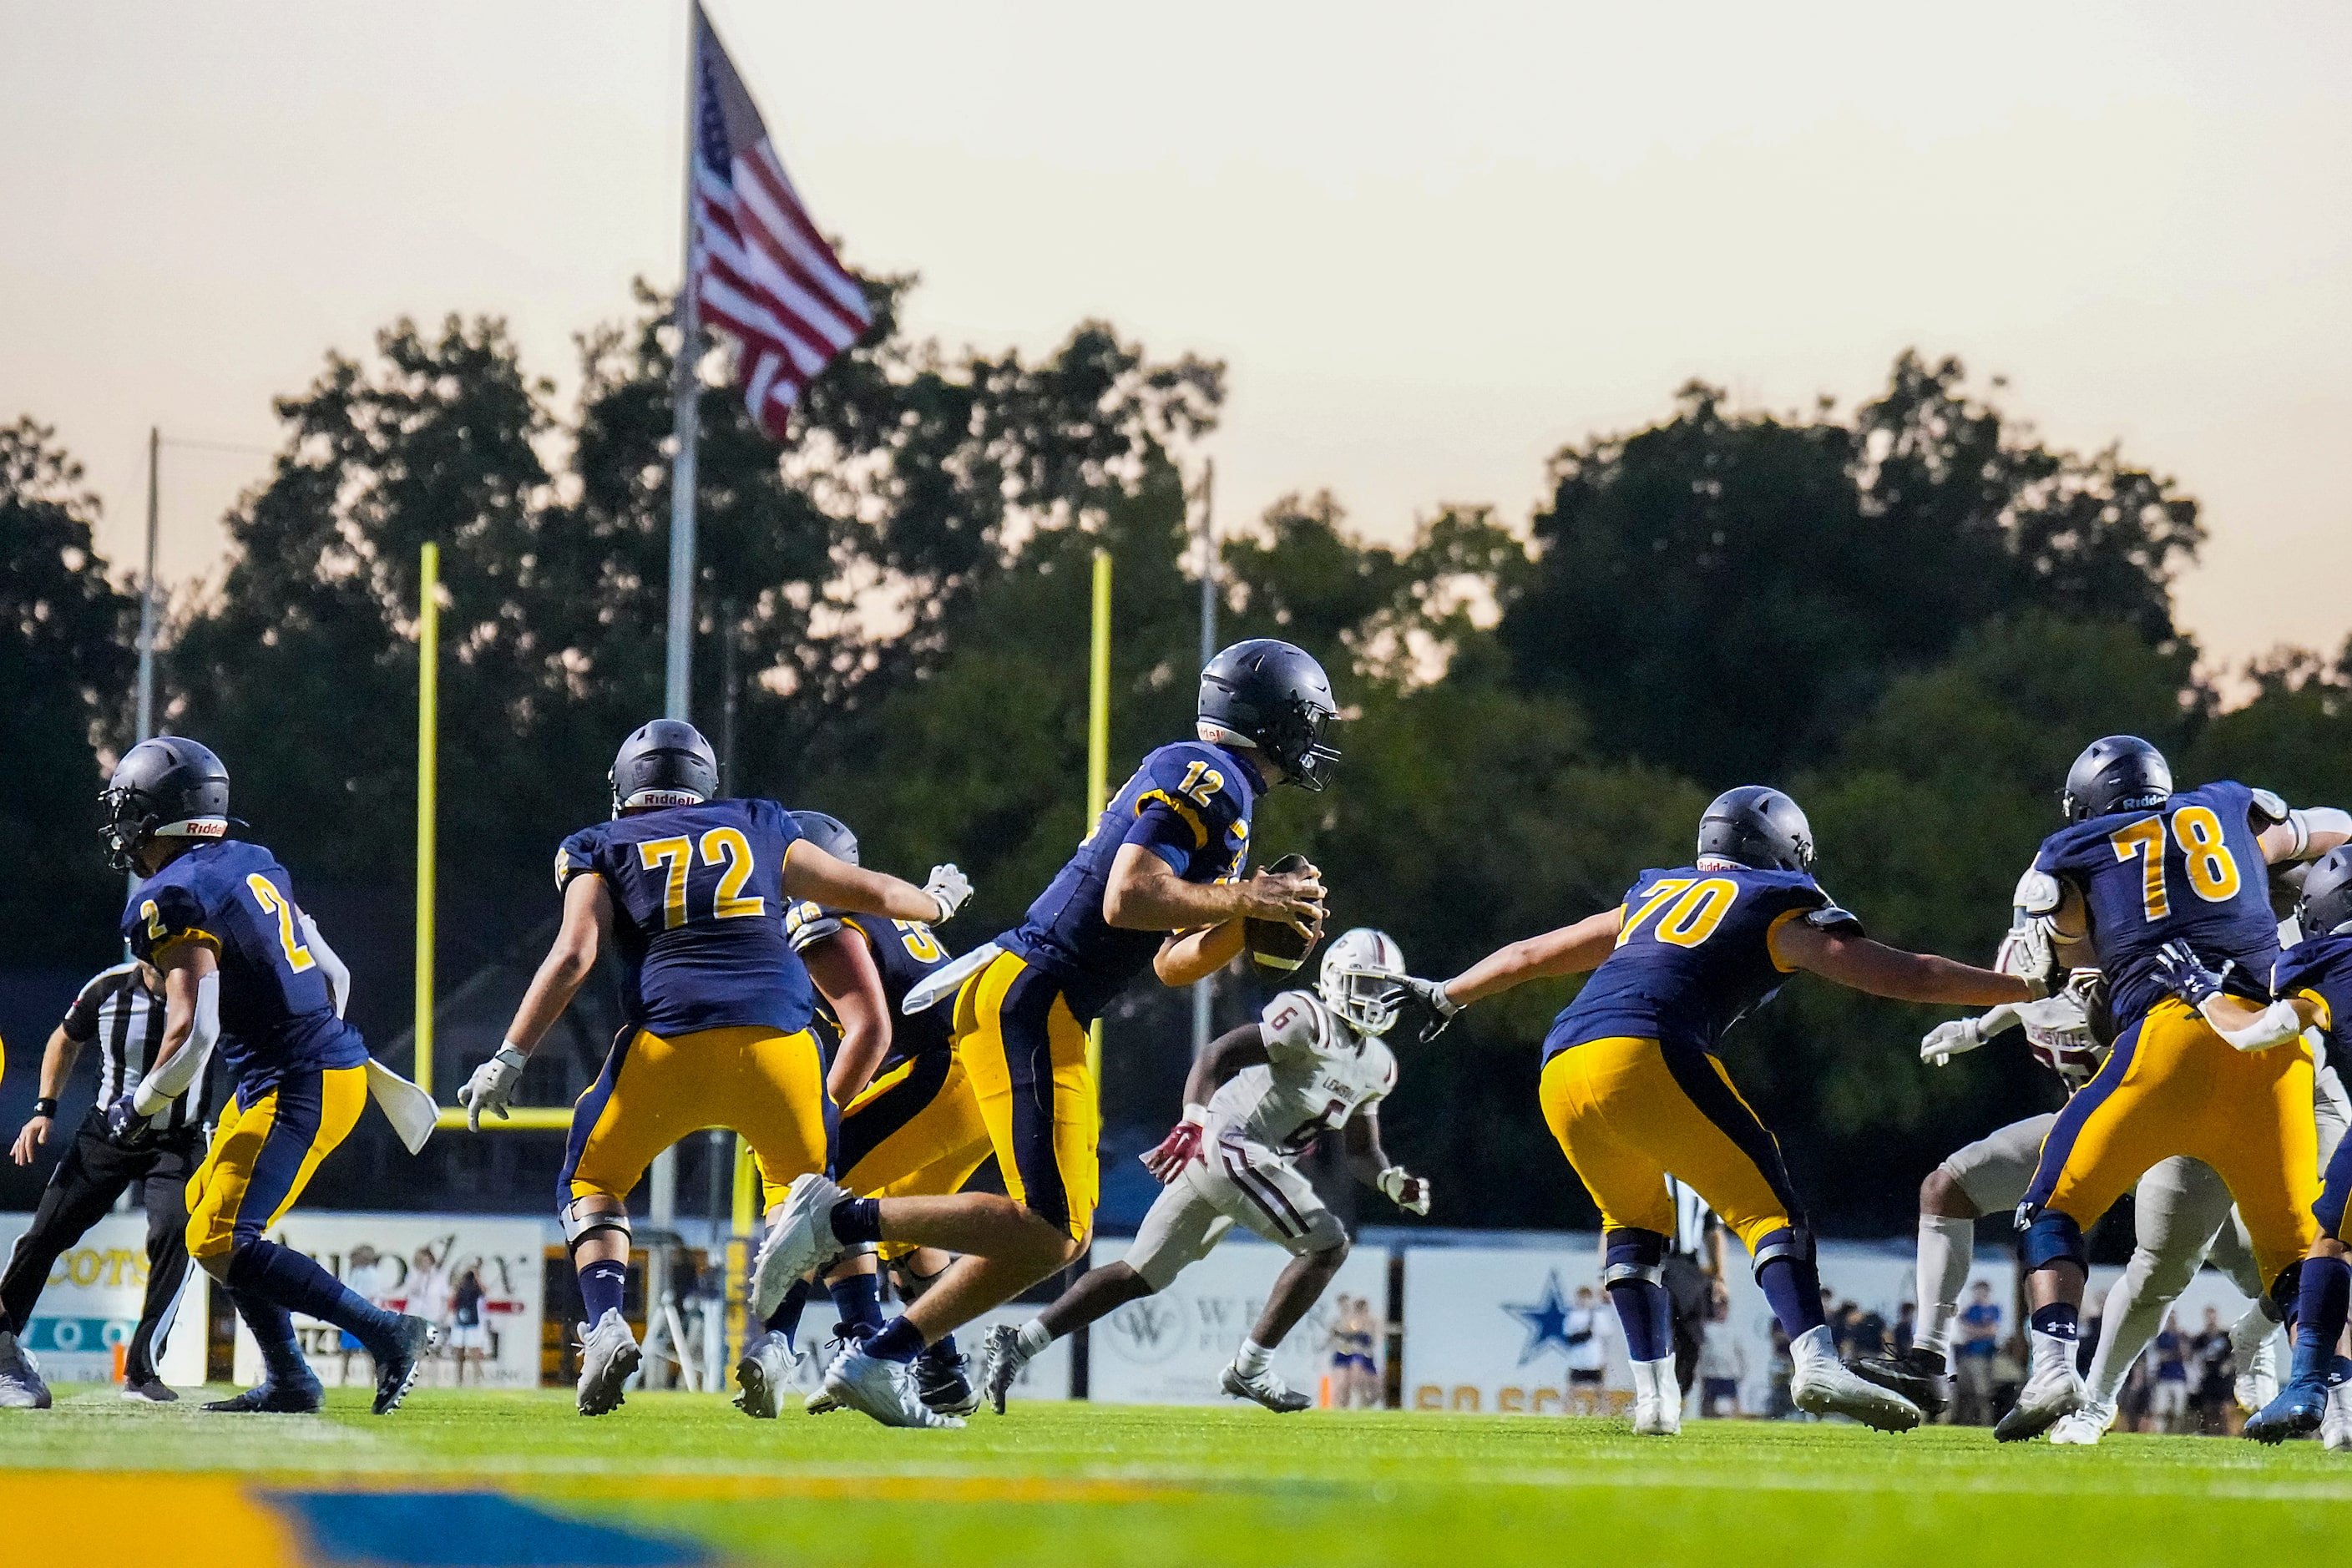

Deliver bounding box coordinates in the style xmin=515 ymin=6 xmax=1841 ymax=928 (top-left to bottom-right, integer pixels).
xmin=230 ymin=1213 xmax=544 ymax=1389
xmin=1087 ymin=1235 xmax=1388 ymax=1406
xmin=0 ymin=1212 xmax=207 ymax=1387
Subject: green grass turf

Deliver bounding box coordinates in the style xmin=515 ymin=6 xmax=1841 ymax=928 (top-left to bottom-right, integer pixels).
xmin=3 ymin=1384 xmax=2348 ymax=1565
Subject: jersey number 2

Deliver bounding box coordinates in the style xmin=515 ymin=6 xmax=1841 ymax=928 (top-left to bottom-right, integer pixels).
xmin=244 ymin=874 xmax=316 ymax=973
xmin=2109 ymin=807 xmax=2242 ymax=922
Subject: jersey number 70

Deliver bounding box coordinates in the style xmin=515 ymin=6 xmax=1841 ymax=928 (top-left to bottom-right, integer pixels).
xmin=1617 ymin=878 xmax=1740 ymax=948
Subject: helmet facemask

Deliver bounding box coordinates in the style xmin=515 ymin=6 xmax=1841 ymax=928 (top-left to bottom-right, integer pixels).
xmin=1317 ymin=929 xmax=1407 ymax=1035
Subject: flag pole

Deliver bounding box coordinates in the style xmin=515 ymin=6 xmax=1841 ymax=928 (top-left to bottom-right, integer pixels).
xmin=665 ymin=2 xmax=704 ymax=726
xmin=1191 ymin=459 xmax=1216 ymax=1061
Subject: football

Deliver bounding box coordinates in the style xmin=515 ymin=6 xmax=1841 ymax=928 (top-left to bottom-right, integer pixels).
xmin=1245 ymin=852 xmax=1323 ymax=972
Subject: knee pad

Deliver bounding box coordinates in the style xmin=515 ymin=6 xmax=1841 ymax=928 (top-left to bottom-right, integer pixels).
xmin=1604 ymin=1227 xmax=1667 ymax=1287
xmin=562 ymin=1199 xmax=633 ymax=1252
xmin=1750 ymin=1225 xmax=1813 ymax=1276
xmin=1298 ymin=1211 xmax=1349 ymax=1257
xmin=2020 ymin=1211 xmax=2086 ymax=1273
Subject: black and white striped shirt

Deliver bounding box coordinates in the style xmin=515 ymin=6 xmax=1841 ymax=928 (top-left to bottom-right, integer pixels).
xmin=61 ymin=962 xmax=214 ymax=1134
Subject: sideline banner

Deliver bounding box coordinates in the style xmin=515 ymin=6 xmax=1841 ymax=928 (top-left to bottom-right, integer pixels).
xmin=1088 ymin=1235 xmax=1388 ymax=1406
xmin=230 ymin=1213 xmax=544 ymax=1389
xmin=0 ymin=1212 xmax=206 ymax=1387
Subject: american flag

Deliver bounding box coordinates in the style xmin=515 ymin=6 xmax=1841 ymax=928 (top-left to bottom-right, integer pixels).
xmin=689 ymin=6 xmax=872 ymax=441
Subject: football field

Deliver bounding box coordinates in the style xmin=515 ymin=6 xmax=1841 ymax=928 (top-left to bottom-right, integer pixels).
xmin=3 ymin=1387 xmax=2346 ymax=1566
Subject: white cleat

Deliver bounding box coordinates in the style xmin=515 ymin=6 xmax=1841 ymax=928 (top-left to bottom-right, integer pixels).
xmin=821 ymin=1342 xmax=964 ymax=1429
xmin=1628 ymin=1354 xmax=1680 ymax=1436
xmin=2233 ymin=1327 xmax=2280 ymax=1416
xmin=1994 ymin=1332 xmax=2083 ymax=1443
xmin=751 ymin=1174 xmax=849 ymax=1321
xmin=1788 ymin=1328 xmax=1920 ymax=1432
xmin=1221 ymin=1363 xmax=1313 ymax=1413
xmin=2324 ymin=1383 xmax=2352 ymax=1451
xmin=575 ymin=1308 xmax=641 ymax=1418
xmin=2046 ymin=1398 xmax=2117 ymax=1446
xmin=981 ymin=1323 xmax=1031 ymax=1416
xmin=804 ymin=1387 xmax=841 ymax=1415
xmin=732 ymin=1330 xmax=800 ymax=1420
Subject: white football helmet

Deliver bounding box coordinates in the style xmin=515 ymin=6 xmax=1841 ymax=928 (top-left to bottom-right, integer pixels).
xmin=1318 ymin=928 xmax=1409 ymax=1036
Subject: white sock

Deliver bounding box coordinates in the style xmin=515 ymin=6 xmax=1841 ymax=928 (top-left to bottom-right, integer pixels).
xmin=1914 ymin=1214 xmax=1973 ymax=1362
xmin=1790 ymin=1324 xmax=1839 ymax=1368
xmin=2028 ymin=1328 xmax=2079 ymax=1382
xmin=1235 ymin=1338 xmax=1274 ymax=1378
xmin=1014 ymin=1319 xmax=1052 ymax=1358
xmin=1633 ymin=1355 xmax=1674 ymax=1403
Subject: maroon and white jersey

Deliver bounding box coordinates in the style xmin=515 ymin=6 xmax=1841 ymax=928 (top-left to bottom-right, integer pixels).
xmin=1208 ymin=989 xmax=1397 ymax=1156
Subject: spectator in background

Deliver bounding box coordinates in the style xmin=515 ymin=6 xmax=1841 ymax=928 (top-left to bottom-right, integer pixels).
xmin=448 ymin=1259 xmax=490 ymax=1383
xmin=1953 ymin=1281 xmax=2001 ymax=1425
xmin=405 ymin=1245 xmax=453 ymax=1382
xmin=1696 ymin=1297 xmax=1745 ymax=1418
xmin=1328 ymin=1295 xmax=1380 ymax=1409
xmin=1850 ymin=1302 xmax=1888 ymax=1360
xmin=1892 ymin=1302 xmax=1917 ymax=1357
xmin=2147 ymin=1312 xmax=2190 ymax=1434
xmin=1563 ymin=1286 xmax=1608 ymax=1416
xmin=2193 ymin=1306 xmax=2236 ymax=1435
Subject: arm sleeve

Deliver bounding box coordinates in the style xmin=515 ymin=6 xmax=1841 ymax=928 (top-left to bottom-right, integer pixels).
xmin=300 ymin=912 xmax=351 ymax=1019
xmin=133 ymin=972 xmax=217 ymax=1114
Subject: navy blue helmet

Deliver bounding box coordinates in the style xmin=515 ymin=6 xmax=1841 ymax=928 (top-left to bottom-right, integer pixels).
xmin=1696 ymin=786 xmax=1815 ymax=874
xmin=1197 ymin=639 xmax=1341 ymax=792
xmin=2298 ymin=847 xmax=2352 ymax=939
xmin=100 ymin=736 xmax=234 ymax=872
xmin=2061 ymin=736 xmax=2172 ymax=823
xmin=609 ymin=720 xmax=719 ymax=817
xmin=791 ymin=811 xmax=858 ymax=866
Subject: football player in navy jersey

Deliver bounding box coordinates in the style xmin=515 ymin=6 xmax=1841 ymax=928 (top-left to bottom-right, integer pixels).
xmin=1406 ymin=787 xmax=2036 ymax=1435
xmin=754 ymin=640 xmax=1336 ymax=1428
xmin=1991 ymin=736 xmax=2349 ymax=1440
xmin=732 ymin=810 xmax=992 ymax=1421
xmin=95 ymin=737 xmax=440 ymax=1415
xmin=459 ymin=721 xmax=973 ymax=1416
xmin=2147 ymin=846 xmax=2352 ymax=1442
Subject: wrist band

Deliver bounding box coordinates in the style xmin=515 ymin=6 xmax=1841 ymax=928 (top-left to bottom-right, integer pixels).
xmin=33 ymin=1098 xmax=57 ymax=1119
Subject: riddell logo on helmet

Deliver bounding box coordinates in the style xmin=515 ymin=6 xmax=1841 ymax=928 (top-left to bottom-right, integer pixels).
xmin=169 ymin=819 xmax=229 ymax=838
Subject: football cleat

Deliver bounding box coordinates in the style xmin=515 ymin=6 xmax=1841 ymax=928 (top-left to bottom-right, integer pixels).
xmin=119 ymin=1378 xmax=179 ymax=1404
xmin=1994 ymin=1332 xmax=2084 ymax=1443
xmin=2046 ymin=1399 xmax=2117 ymax=1446
xmin=1789 ymin=1327 xmax=1918 ymax=1433
xmin=981 ymin=1323 xmax=1030 ymax=1416
xmin=822 ymin=1343 xmax=964 ymax=1429
xmin=575 ymin=1308 xmax=642 ymax=1418
xmin=371 ymin=1314 xmax=439 ymax=1416
xmin=1628 ymin=1355 xmax=1680 ymax=1436
xmin=918 ymin=1343 xmax=983 ymax=1419
xmin=751 ymin=1173 xmax=849 ymax=1321
xmin=2323 ymin=1383 xmax=2352 ymax=1451
xmin=1849 ymin=1346 xmax=1950 ymax=1420
xmin=0 ymin=1332 xmax=53 ymax=1410
xmin=1221 ymin=1363 xmax=1313 ymax=1413
xmin=732 ymin=1330 xmax=800 ymax=1420
xmin=2231 ymin=1313 xmax=2280 ymax=1414
xmin=2243 ymin=1353 xmax=2352 ymax=1445
xmin=203 ymin=1377 xmax=325 ymax=1414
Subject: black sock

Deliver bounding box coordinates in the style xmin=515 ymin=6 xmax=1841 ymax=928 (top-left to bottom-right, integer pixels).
xmin=225 ymin=1241 xmax=401 ymax=1355
xmin=764 ymin=1277 xmax=812 ymax=1345
xmin=579 ymin=1258 xmax=629 ymax=1324
xmin=831 ymin=1198 xmax=883 ymax=1246
xmin=829 ymin=1272 xmax=885 ymax=1339
xmin=2029 ymin=1302 xmax=2080 ymax=1340
xmin=866 ymin=1316 xmax=926 ymax=1363
xmin=229 ymin=1286 xmax=313 ymax=1387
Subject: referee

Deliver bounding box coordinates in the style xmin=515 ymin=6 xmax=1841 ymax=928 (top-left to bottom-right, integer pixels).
xmin=1662 ymin=1175 xmax=1731 ymax=1399
xmin=0 ymin=959 xmax=215 ymax=1408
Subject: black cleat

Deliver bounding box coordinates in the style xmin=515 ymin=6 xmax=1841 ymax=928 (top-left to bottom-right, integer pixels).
xmin=1851 ymin=1346 xmax=1950 ymax=1420
xmin=204 ymin=1378 xmax=325 ymax=1414
xmin=372 ymin=1314 xmax=439 ymax=1415
xmin=119 ymin=1377 xmax=179 ymax=1404
xmin=916 ymin=1343 xmax=982 ymax=1418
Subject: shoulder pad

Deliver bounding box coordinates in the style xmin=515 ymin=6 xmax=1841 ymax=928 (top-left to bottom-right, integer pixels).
xmin=2249 ymin=787 xmax=2289 ymax=826
xmin=784 ymin=900 xmax=847 ymax=953
xmin=2012 ymin=867 xmax=2062 ymax=916
xmin=1803 ymin=904 xmax=1864 ymax=938
xmin=1260 ymin=989 xmax=1328 ymax=1053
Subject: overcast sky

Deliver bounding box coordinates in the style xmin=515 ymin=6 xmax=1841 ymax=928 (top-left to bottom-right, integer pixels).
xmin=3 ymin=1 xmax=2347 ymax=672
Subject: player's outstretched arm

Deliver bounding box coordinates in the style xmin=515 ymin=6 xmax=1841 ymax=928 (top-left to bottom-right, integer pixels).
xmin=1419 ymin=908 xmax=1626 ymax=1019
xmin=803 ymin=932 xmax=892 ymax=1105
xmin=1773 ymin=921 xmax=2036 ymax=1008
xmin=1143 ymin=1024 xmax=1267 ymax=1181
xmin=2257 ymin=802 xmax=2352 ymax=866
xmin=10 ymin=1024 xmax=82 ymax=1166
xmin=784 ymin=841 xmax=972 ymax=926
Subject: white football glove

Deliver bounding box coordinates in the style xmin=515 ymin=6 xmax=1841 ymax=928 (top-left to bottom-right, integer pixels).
xmin=1378 ymin=1166 xmax=1431 ymax=1216
xmin=1996 ymin=919 xmax=2058 ymax=1000
xmin=458 ymin=1045 xmax=529 ymax=1131
xmin=923 ymin=863 xmax=974 ymax=923
xmin=1921 ymin=1004 xmax=2021 ymax=1068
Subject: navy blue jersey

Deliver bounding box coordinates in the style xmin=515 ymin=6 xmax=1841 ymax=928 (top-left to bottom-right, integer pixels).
xmin=999 ymin=741 xmax=1262 ymax=1022
xmin=2032 ymin=781 xmax=2282 ymax=1029
xmin=1545 ymin=865 xmax=1844 ymax=1061
xmin=558 ymin=797 xmax=812 ymax=1037
xmin=785 ymin=900 xmax=956 ymax=1068
xmin=2273 ymin=933 xmax=2352 ymax=1064
xmin=121 ymin=840 xmax=367 ymax=1095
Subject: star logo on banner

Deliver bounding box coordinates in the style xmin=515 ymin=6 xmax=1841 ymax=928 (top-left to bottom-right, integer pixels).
xmin=1501 ymin=1270 xmax=1576 ymax=1367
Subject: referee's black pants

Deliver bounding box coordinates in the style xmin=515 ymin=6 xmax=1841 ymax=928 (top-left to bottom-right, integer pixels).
xmin=0 ymin=1110 xmax=200 ymax=1383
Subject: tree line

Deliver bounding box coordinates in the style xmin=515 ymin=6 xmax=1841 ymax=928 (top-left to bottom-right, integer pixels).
xmin=8 ymin=279 xmax=2351 ymax=1233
